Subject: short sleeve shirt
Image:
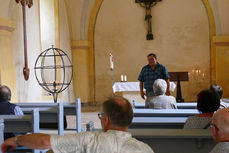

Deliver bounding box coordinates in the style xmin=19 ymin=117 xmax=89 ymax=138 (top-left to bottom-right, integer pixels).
xmin=14 ymin=106 xmax=24 ymax=116
xmin=209 ymin=142 xmax=229 ymax=153
xmin=51 ymin=130 xmax=154 ymax=153
xmin=145 ymin=95 xmax=177 ymax=109
xmin=183 ymin=116 xmax=212 ymax=129
xmin=138 ymin=63 xmax=169 ymax=91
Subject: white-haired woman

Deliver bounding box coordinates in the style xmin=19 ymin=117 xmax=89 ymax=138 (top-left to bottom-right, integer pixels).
xmin=145 ymin=79 xmax=177 ymax=109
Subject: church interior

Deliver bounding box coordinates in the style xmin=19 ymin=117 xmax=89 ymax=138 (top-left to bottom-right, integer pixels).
xmin=0 ymin=0 xmax=229 ymax=152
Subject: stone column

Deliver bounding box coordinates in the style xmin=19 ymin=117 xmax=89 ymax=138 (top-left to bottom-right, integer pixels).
xmin=0 ymin=18 xmax=18 ymax=102
xmin=71 ymin=40 xmax=92 ymax=103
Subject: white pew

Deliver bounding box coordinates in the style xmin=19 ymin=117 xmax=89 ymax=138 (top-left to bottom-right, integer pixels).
xmin=62 ymin=98 xmax=82 ymax=132
xmin=129 ymin=129 xmax=215 ymax=153
xmin=17 ymin=98 xmax=82 ymax=133
xmin=131 ymin=108 xmax=199 ymax=129
xmin=0 ymin=109 xmax=40 ymax=153
xmin=0 ymin=119 xmax=4 ymax=153
xmin=20 ymin=103 xmax=64 ymax=135
xmin=133 ymin=100 xmax=197 ymax=109
xmin=130 ymin=117 xmax=187 ymax=129
xmin=133 ymin=109 xmax=199 ymax=117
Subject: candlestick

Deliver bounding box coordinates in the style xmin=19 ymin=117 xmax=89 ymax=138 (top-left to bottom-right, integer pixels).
xmin=124 ymin=75 xmax=127 ymax=82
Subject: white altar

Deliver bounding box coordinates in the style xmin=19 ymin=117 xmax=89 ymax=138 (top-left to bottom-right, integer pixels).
xmin=112 ymin=82 xmax=145 ymax=103
xmin=112 ymin=81 xmax=176 ymax=104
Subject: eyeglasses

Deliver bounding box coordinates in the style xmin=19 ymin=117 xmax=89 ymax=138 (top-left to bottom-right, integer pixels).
xmin=98 ymin=112 xmax=104 ymax=119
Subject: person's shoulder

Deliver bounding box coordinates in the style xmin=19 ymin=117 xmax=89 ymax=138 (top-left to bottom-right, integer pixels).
xmin=168 ymin=96 xmax=176 ymax=101
xmin=9 ymin=102 xmax=17 ymax=108
xmin=142 ymin=64 xmax=150 ymax=69
xmin=210 ymin=142 xmax=229 ymax=153
xmin=156 ymin=63 xmax=166 ymax=68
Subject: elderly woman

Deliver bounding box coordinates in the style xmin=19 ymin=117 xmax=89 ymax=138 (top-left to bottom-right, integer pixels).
xmin=145 ymin=79 xmax=177 ymax=109
xmin=184 ymin=89 xmax=220 ymax=129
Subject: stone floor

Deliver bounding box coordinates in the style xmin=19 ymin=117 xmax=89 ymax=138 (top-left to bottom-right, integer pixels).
xmin=66 ymin=112 xmax=102 ymax=130
xmin=66 ymin=104 xmax=102 ymax=131
xmin=41 ymin=105 xmax=102 ymax=135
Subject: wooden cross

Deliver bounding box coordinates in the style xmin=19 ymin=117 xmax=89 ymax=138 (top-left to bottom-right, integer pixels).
xmin=135 ymin=0 xmax=162 ymax=40
xmin=15 ymin=0 xmax=33 ymax=80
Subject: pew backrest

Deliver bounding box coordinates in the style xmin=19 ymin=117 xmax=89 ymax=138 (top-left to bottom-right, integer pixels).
xmin=0 ymin=109 xmax=40 ymax=153
xmin=133 ymin=109 xmax=199 ymax=117
xmin=62 ymin=98 xmax=82 ymax=132
xmin=17 ymin=98 xmax=82 ymax=133
xmin=133 ymin=100 xmax=197 ymax=109
xmin=130 ymin=117 xmax=187 ymax=129
xmin=20 ymin=103 xmax=64 ymax=135
xmin=129 ymin=129 xmax=215 ymax=153
xmin=131 ymin=108 xmax=199 ymax=129
xmin=0 ymin=108 xmax=40 ymax=133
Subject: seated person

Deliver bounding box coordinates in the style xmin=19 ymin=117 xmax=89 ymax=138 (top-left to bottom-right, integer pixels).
xmin=0 ymin=85 xmax=24 ymax=139
xmin=210 ymin=84 xmax=229 ymax=109
xmin=145 ymin=79 xmax=177 ymax=109
xmin=184 ymin=89 xmax=220 ymax=129
xmin=1 ymin=96 xmax=154 ymax=153
xmin=209 ymin=108 xmax=229 ymax=153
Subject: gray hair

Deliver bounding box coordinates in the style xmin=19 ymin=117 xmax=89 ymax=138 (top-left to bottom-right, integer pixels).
xmin=153 ymin=79 xmax=167 ymax=96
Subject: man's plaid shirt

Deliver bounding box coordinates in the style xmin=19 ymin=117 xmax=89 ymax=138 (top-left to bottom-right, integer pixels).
xmin=138 ymin=63 xmax=169 ymax=91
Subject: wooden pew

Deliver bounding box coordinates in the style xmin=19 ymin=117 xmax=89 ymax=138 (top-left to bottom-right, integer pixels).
xmin=62 ymin=98 xmax=82 ymax=133
xmin=0 ymin=119 xmax=4 ymax=153
xmin=20 ymin=103 xmax=64 ymax=135
xmin=133 ymin=100 xmax=197 ymax=109
xmin=17 ymin=98 xmax=82 ymax=134
xmin=133 ymin=109 xmax=199 ymax=117
xmin=0 ymin=109 xmax=40 ymax=153
xmin=129 ymin=129 xmax=216 ymax=153
xmin=130 ymin=108 xmax=199 ymax=129
xmin=85 ymin=128 xmax=215 ymax=153
xmin=130 ymin=117 xmax=187 ymax=129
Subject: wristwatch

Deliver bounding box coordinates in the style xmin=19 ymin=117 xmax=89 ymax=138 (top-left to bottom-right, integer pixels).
xmin=14 ymin=135 xmax=21 ymax=146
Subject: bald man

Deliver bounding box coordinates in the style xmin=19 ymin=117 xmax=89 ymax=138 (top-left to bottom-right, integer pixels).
xmin=210 ymin=108 xmax=229 ymax=153
xmin=1 ymin=96 xmax=154 ymax=153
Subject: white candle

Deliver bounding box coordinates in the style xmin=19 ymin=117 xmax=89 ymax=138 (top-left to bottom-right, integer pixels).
xmin=121 ymin=74 xmax=123 ymax=82
xmin=109 ymin=53 xmax=114 ymax=70
xmin=124 ymin=75 xmax=127 ymax=82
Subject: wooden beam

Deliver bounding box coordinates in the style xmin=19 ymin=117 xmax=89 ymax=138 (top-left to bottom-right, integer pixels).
xmin=212 ymin=36 xmax=229 ymax=46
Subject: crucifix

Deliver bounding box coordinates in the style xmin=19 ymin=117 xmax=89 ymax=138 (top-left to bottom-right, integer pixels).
xmin=135 ymin=0 xmax=162 ymax=40
xmin=15 ymin=0 xmax=33 ymax=80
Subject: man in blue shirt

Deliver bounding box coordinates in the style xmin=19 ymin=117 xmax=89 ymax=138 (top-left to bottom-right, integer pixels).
xmin=138 ymin=53 xmax=170 ymax=100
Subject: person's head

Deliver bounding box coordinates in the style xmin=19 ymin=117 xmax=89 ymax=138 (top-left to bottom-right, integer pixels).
xmin=210 ymin=84 xmax=223 ymax=99
xmin=197 ymin=89 xmax=220 ymax=113
xmin=147 ymin=53 xmax=157 ymax=67
xmin=0 ymin=85 xmax=11 ymax=102
xmin=153 ymin=79 xmax=167 ymax=96
xmin=98 ymin=96 xmax=133 ymax=132
xmin=212 ymin=108 xmax=229 ymax=142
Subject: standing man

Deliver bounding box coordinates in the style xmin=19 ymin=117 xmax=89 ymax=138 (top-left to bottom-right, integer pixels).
xmin=1 ymin=96 xmax=154 ymax=153
xmin=138 ymin=53 xmax=170 ymax=100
